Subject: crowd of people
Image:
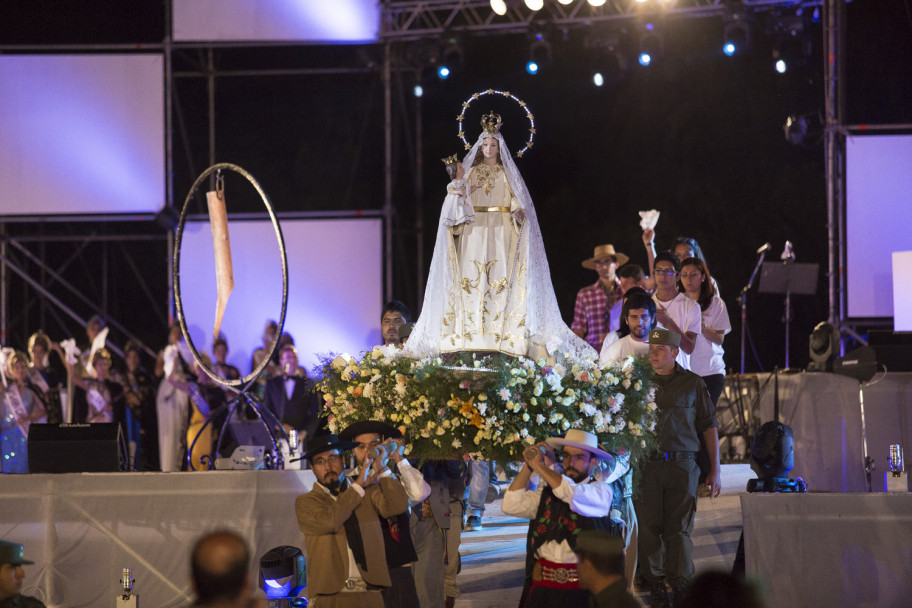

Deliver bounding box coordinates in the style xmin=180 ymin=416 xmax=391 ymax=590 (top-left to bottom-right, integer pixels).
xmin=0 ymin=315 xmax=324 ymax=474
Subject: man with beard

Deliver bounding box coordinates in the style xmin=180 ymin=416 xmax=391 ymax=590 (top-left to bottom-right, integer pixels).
xmin=502 ymin=430 xmax=618 ymax=607
xmin=380 ymin=301 xmax=411 ymax=347
xmin=339 ymin=421 xmax=429 ymax=608
xmin=295 ymin=434 xmax=409 ymax=607
xmin=638 ymin=329 xmax=720 ymax=608
xmin=601 ymin=289 xmax=689 ymax=371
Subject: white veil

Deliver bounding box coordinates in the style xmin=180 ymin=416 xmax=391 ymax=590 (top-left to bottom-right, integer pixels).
xmin=403 ymin=130 xmax=597 ymax=364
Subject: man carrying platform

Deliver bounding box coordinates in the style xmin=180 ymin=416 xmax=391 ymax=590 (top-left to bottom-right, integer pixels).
xmin=338 ymin=421 xmax=428 ymax=608
xmin=502 ymin=429 xmax=619 ymax=607
xmin=295 ymin=434 xmax=409 ymax=607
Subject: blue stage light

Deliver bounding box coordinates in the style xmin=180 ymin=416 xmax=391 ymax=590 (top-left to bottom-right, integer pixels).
xmin=437 ymin=65 xmax=451 ymax=79
xmin=723 ymin=42 xmax=736 ymax=56
xmin=526 ymin=61 xmax=539 ymax=74
xmin=638 ymin=53 xmax=652 ymax=67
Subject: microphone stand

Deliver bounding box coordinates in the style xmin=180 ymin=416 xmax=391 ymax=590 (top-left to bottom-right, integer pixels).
xmin=740 ymin=247 xmax=769 ymax=374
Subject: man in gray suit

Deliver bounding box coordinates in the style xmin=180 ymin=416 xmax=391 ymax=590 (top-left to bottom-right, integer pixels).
xmin=295 ymin=434 xmax=409 ymax=608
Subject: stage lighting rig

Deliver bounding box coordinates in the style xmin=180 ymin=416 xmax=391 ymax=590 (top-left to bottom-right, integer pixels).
xmin=259 ymin=546 xmax=306 ymax=606
xmin=585 ymin=30 xmax=628 ymax=87
xmin=722 ymin=15 xmax=752 ymax=56
xmin=527 ymin=29 xmax=552 ymax=75
xmin=807 ymin=321 xmax=838 ymax=371
xmin=638 ymin=24 xmax=663 ymax=67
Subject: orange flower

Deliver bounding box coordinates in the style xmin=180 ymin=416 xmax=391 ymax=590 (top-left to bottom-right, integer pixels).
xmin=352 ymin=386 xmax=363 ymax=398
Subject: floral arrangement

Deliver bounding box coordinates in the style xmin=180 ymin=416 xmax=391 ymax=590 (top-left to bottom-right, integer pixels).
xmin=318 ymin=348 xmax=658 ymax=463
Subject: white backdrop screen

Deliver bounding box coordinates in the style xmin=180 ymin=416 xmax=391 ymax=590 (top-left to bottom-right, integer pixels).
xmin=173 ymin=0 xmax=379 ymax=43
xmin=0 ymin=54 xmax=164 ymax=216
xmin=178 ymin=217 xmax=383 ymax=374
xmin=846 ymin=134 xmax=912 ymax=318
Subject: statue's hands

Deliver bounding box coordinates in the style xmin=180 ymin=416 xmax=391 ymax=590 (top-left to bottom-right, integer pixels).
xmin=456 ymin=164 xmax=465 ymax=179
xmin=511 ymin=209 xmax=525 ymax=223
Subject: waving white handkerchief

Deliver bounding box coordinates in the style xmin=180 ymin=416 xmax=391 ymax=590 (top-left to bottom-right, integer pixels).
xmin=60 ymin=339 xmax=80 ymax=366
xmin=639 ymin=209 xmax=660 ymax=230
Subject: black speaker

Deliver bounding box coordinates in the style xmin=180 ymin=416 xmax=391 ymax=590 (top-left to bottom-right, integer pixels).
xmin=28 ymin=423 xmax=125 ymax=473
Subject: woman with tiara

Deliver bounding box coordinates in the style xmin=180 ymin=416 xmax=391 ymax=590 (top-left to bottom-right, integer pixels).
xmin=404 ymin=108 xmax=594 ymax=364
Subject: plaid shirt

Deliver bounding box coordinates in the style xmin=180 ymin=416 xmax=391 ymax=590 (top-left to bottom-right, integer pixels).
xmin=571 ymin=280 xmax=623 ymax=351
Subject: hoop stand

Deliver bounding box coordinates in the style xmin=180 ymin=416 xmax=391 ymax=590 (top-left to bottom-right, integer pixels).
xmin=174 ymin=163 xmax=290 ymax=470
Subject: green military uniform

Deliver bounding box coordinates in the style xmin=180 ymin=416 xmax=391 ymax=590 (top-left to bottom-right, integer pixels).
xmin=635 ymin=360 xmax=717 ymax=601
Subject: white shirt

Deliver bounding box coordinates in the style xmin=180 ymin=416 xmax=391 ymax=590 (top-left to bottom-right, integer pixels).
xmin=600 ymin=334 xmax=688 ymax=369
xmin=689 ymin=296 xmax=731 ymax=377
xmin=350 ymin=460 xmax=431 ymax=504
xmin=653 ymin=292 xmax=701 ymax=370
xmin=502 ymin=469 xmax=613 ymax=565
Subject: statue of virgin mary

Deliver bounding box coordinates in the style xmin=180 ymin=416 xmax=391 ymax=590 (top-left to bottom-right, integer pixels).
xmin=404 ymin=112 xmax=596 ymax=364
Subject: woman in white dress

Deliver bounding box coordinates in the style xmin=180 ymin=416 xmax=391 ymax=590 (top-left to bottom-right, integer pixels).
xmin=405 ymin=112 xmax=594 ymax=364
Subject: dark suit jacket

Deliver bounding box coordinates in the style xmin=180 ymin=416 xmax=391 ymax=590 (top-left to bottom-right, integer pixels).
xmin=263 ymin=374 xmax=322 ymax=439
xmin=296 ymin=477 xmax=409 ymax=595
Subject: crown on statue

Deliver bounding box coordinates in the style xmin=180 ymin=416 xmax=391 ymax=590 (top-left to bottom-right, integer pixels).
xmin=481 ymin=111 xmax=502 ymax=135
xmin=441 ymin=154 xmax=459 ymax=166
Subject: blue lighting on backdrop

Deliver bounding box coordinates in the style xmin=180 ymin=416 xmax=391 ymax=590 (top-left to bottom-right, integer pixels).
xmin=437 ymin=66 xmax=451 ymax=79
xmin=638 ymin=53 xmax=652 ymax=67
xmin=723 ymin=42 xmax=736 ymax=56
xmin=526 ymin=61 xmax=539 ymax=75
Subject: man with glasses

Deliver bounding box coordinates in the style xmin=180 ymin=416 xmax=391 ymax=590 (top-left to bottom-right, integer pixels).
xmin=572 ymin=244 xmax=630 ymax=352
xmin=638 ymin=329 xmax=720 ymax=608
xmin=651 ymin=252 xmax=700 ymax=370
xmin=295 ymin=434 xmax=409 ymax=607
xmin=502 ymin=429 xmax=620 ymax=607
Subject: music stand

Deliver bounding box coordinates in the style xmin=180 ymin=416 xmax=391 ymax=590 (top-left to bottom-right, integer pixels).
xmin=759 ymin=262 xmax=819 ymax=369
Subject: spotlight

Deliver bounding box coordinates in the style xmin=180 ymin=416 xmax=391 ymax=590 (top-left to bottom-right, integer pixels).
xmin=723 ymin=19 xmax=751 ymax=56
xmin=807 ymin=321 xmax=838 ymax=371
xmin=259 ymin=546 xmax=306 ymax=602
xmin=775 ymin=59 xmax=786 ymax=73
xmin=414 ymin=85 xmax=424 ymax=97
xmin=588 ymin=0 xmax=607 ymax=6
xmin=527 ymin=33 xmax=551 ymax=74
xmin=638 ymin=29 xmax=663 ymax=66
xmin=524 ymin=0 xmax=544 ymax=9
xmin=773 ymin=31 xmax=812 ymax=74
xmin=746 ymin=421 xmax=806 ymax=492
xmin=439 ymin=36 xmax=464 ymax=79
xmin=490 ymin=0 xmax=507 ymax=15
xmin=585 ymin=31 xmax=628 ymax=86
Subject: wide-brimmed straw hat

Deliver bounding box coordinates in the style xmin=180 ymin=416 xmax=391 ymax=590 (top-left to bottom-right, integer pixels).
xmin=582 ymin=244 xmax=629 ymax=270
xmin=546 ymin=429 xmax=614 ymax=463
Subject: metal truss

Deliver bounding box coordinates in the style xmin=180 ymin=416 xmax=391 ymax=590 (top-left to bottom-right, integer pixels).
xmin=381 ymin=0 xmax=822 ymax=40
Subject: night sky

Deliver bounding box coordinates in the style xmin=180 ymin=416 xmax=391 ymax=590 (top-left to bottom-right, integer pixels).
xmin=2 ymin=0 xmax=910 ymax=374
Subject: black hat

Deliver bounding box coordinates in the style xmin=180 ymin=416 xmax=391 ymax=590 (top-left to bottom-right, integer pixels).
xmin=338 ymin=420 xmax=403 ymax=443
xmin=0 ymin=541 xmax=34 ymax=566
xmin=302 ymin=434 xmax=359 ymax=461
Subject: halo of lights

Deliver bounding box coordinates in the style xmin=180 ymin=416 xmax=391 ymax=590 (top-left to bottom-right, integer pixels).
xmin=456 ymin=89 xmax=537 ymax=158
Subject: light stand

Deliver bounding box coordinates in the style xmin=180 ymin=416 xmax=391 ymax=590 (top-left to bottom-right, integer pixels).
xmin=739 ymin=243 xmax=770 ymax=374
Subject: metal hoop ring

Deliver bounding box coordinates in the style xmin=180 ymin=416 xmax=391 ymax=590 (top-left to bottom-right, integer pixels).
xmin=457 ymin=89 xmax=536 ymax=158
xmin=173 ymin=163 xmax=288 ymax=389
